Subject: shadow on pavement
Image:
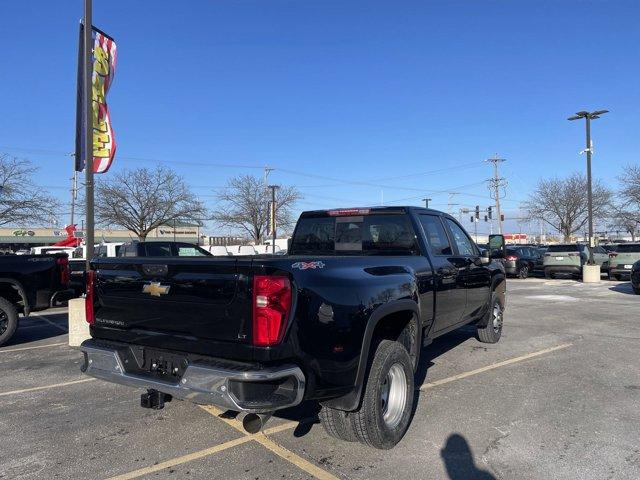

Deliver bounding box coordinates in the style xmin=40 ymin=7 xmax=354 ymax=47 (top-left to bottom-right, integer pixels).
xmin=3 ymin=313 xmax=68 ymax=347
xmin=609 ymin=283 xmax=636 ymax=295
xmin=441 ymin=433 xmax=496 ymax=479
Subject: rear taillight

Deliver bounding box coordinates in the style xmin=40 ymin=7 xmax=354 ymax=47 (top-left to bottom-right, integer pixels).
xmin=609 ymin=252 xmax=618 ymax=258
xmin=56 ymin=257 xmax=70 ymax=285
xmin=85 ymin=271 xmax=95 ymax=325
xmin=252 ymin=275 xmax=292 ymax=347
xmin=505 ymin=255 xmax=518 ymax=261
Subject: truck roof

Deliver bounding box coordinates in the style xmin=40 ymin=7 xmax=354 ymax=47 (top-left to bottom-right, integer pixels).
xmin=299 ymin=206 xmax=447 ymax=218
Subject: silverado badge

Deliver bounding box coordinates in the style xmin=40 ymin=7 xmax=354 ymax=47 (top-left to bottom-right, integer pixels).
xmin=143 ymin=282 xmax=170 ymax=297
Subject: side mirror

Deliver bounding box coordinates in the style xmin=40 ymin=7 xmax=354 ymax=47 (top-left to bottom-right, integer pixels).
xmin=488 ymin=234 xmax=506 ymax=259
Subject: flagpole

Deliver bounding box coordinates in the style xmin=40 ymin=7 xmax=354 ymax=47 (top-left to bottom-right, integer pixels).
xmin=84 ymin=0 xmax=94 ymax=270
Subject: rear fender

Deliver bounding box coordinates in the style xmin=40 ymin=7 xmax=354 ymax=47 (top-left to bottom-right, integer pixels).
xmin=321 ymin=299 xmax=420 ymax=411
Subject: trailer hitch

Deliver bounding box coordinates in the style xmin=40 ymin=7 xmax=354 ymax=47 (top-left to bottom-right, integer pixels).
xmin=140 ymin=389 xmax=172 ymax=410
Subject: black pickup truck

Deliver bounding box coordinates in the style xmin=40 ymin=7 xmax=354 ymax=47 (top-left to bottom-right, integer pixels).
xmin=0 ymin=253 xmax=72 ymax=346
xmin=81 ymin=207 xmax=506 ymax=449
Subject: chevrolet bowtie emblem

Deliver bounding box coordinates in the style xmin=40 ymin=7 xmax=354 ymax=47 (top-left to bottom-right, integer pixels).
xmin=143 ymin=282 xmax=170 ymax=297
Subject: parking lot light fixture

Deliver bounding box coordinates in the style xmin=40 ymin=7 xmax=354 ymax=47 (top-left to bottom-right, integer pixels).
xmin=568 ymin=109 xmax=609 ymax=265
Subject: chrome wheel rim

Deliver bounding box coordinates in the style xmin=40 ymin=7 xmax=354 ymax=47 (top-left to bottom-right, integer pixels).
xmin=492 ymin=303 xmax=503 ymax=334
xmin=519 ymin=266 xmax=529 ymax=278
xmin=380 ymin=363 xmax=407 ymax=428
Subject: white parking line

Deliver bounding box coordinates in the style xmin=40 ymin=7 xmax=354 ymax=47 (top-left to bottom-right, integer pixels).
xmin=419 ymin=343 xmax=573 ymax=390
xmin=0 ymin=378 xmax=94 ymax=397
xmin=0 ymin=342 xmax=67 ymax=354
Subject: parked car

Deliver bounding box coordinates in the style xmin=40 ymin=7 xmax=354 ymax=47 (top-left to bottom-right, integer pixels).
xmin=80 ymin=206 xmax=507 ymax=450
xmin=543 ymin=244 xmax=609 ymax=279
xmin=602 ymin=244 xmax=619 ymax=253
xmin=503 ymin=245 xmax=544 ymax=278
xmin=0 ymin=253 xmax=72 ymax=346
xmin=608 ymin=243 xmax=640 ymax=280
xmin=68 ymin=243 xmax=125 ymax=296
xmin=118 ymin=241 xmax=212 ymax=257
xmin=631 ymin=260 xmax=640 ymax=294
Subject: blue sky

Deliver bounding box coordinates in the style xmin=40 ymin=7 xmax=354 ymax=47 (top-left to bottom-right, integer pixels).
xmin=1 ymin=0 xmax=638 ymax=235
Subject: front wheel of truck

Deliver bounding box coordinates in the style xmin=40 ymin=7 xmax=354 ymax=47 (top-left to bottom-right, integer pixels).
xmin=477 ymin=292 xmax=503 ymax=344
xmin=0 ymin=297 xmax=19 ymax=347
xmin=352 ymin=340 xmax=414 ymax=449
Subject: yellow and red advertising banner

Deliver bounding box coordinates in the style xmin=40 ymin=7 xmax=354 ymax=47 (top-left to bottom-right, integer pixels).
xmin=75 ymin=23 xmax=117 ymax=173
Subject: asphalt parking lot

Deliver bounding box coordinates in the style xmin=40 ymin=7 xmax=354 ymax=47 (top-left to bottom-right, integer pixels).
xmin=1 ymin=279 xmax=639 ymax=480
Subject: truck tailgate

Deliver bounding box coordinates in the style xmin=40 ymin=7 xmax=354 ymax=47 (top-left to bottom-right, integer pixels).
xmin=94 ymin=257 xmax=252 ymax=343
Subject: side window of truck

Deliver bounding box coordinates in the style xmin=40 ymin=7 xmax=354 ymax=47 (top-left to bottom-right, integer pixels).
xmin=445 ymin=218 xmax=478 ymax=256
xmin=418 ymin=215 xmax=452 ymax=256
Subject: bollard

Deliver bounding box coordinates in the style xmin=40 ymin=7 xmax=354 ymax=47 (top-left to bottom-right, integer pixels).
xmin=582 ymin=264 xmax=601 ymax=283
xmin=68 ymin=297 xmax=91 ymax=347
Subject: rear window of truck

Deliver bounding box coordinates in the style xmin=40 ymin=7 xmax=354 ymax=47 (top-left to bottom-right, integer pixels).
xmin=290 ymin=214 xmax=418 ymax=255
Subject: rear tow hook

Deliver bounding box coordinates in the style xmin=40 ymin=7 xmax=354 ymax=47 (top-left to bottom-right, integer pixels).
xmin=242 ymin=412 xmax=273 ymax=434
xmin=140 ymin=389 xmax=173 ymax=410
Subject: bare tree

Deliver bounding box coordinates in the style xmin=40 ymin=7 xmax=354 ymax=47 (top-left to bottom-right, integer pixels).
xmin=524 ymin=172 xmax=611 ymax=242
xmin=214 ymin=175 xmax=301 ymax=243
xmin=608 ymin=208 xmax=640 ymax=241
xmin=612 ymin=164 xmax=640 ymax=240
xmin=619 ymin=164 xmax=640 ymax=206
xmin=0 ymin=153 xmax=59 ymax=227
xmin=96 ymin=166 xmax=206 ymax=240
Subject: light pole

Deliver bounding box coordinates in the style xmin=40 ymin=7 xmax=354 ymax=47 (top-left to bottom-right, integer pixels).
xmin=422 ymin=198 xmax=431 ymax=208
xmin=568 ymin=109 xmax=609 ymax=265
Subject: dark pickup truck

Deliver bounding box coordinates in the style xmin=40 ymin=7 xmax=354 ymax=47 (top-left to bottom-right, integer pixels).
xmin=0 ymin=253 xmax=72 ymax=346
xmin=81 ymin=207 xmax=506 ymax=449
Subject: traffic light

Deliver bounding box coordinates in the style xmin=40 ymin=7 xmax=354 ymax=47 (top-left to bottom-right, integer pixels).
xmin=484 ymin=215 xmax=488 ymax=222
xmin=500 ymin=214 xmax=505 ymax=222
xmin=487 ymin=206 xmax=493 ymax=219
xmin=470 ymin=216 xmax=474 ymax=223
xmin=475 ymin=205 xmax=480 ymax=219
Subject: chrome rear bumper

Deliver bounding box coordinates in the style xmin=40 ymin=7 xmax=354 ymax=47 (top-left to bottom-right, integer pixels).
xmin=80 ymin=342 xmax=305 ymax=413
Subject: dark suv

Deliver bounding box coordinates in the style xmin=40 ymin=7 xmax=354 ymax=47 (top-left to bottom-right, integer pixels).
xmin=503 ymin=245 xmax=543 ymax=279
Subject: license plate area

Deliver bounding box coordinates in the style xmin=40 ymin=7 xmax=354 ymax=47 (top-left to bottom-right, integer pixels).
xmin=119 ymin=347 xmax=188 ymax=381
xmin=555 ymin=256 xmax=564 ymax=261
xmin=624 ymin=265 xmax=632 ymax=269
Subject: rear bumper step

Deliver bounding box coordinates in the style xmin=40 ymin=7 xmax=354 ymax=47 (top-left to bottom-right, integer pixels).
xmin=80 ymin=341 xmax=305 ymax=413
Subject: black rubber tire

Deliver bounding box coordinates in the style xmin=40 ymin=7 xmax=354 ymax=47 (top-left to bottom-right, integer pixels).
xmin=0 ymin=297 xmax=19 ymax=347
xmin=352 ymin=340 xmax=414 ymax=449
xmin=633 ymin=285 xmax=640 ymax=295
xmin=477 ymin=291 xmax=503 ymax=344
xmin=544 ymin=269 xmax=554 ymax=279
xmin=518 ymin=265 xmax=530 ymax=279
xmin=612 ymin=274 xmax=621 ymax=281
xmin=318 ymin=406 xmax=359 ymax=442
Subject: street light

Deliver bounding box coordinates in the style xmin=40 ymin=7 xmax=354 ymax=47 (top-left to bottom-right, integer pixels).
xmin=567 ymin=109 xmax=609 ymax=265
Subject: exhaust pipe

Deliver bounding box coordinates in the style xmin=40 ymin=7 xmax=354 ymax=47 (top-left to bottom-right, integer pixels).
xmin=242 ymin=412 xmax=273 ymax=434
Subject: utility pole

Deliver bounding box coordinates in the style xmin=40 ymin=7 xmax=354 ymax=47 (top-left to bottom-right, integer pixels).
xmin=263 ymin=166 xmax=274 ymax=186
xmin=422 ymin=197 xmax=431 ymax=208
xmin=83 ymin=0 xmax=94 ymax=270
xmin=268 ymin=185 xmax=279 ymax=254
xmin=486 ymin=155 xmax=507 ymax=234
xmin=447 ymin=192 xmax=459 ymax=217
xmin=70 ymin=171 xmax=78 ymax=226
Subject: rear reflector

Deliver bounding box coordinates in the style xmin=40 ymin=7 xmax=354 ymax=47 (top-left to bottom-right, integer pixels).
xmin=505 ymin=255 xmax=518 ymax=261
xmin=252 ymin=276 xmax=292 ymax=347
xmin=327 ymin=208 xmax=370 ymax=216
xmin=85 ymin=271 xmax=95 ymax=325
xmin=609 ymin=253 xmax=618 ymax=258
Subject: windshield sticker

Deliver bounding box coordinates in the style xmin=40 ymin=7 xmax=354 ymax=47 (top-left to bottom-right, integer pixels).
xmin=292 ymin=261 xmax=325 ymax=270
